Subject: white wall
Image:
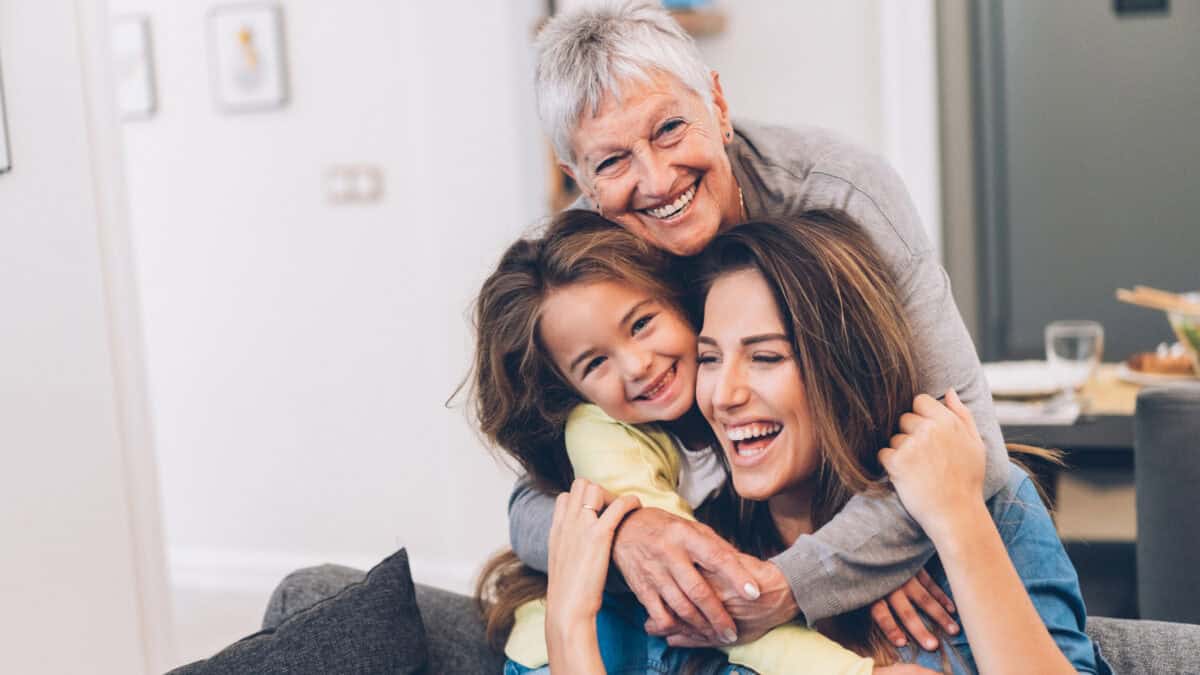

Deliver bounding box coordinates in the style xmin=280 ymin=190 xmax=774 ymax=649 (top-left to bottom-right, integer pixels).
xmin=698 ymin=0 xmax=942 ymax=252
xmin=110 ymin=0 xmax=546 ymax=604
xmin=698 ymin=0 xmax=884 ymax=150
xmin=0 ymin=0 xmax=170 ymax=672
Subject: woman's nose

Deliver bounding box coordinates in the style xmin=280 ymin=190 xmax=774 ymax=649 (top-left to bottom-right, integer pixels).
xmin=635 ymin=148 xmax=675 ymax=200
xmin=711 ymin=364 xmax=749 ymax=410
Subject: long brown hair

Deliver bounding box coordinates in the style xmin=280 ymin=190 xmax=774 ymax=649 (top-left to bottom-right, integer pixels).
xmin=692 ymin=213 xmax=1058 ymax=668
xmin=692 ymin=213 xmax=922 ymax=665
xmin=470 ymin=209 xmax=685 ymax=649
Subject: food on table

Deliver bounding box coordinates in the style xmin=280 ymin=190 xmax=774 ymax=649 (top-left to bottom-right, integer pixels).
xmin=1126 ymin=342 xmax=1196 ymax=376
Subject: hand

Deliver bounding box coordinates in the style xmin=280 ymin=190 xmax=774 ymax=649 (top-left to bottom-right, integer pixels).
xmin=545 ymin=479 xmax=641 ymax=630
xmin=610 ymin=507 xmax=761 ymax=645
xmin=878 ymin=389 xmax=987 ymax=540
xmin=663 ymin=553 xmax=799 ymax=648
xmin=869 ymin=569 xmax=959 ymax=651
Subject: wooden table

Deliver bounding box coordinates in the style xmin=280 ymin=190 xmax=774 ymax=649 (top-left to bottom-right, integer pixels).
xmin=999 ymin=364 xmax=1142 ymax=511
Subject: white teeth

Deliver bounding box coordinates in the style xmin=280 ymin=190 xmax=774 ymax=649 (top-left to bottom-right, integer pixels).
xmin=637 ymin=365 xmax=674 ymax=401
xmin=644 ymin=184 xmax=696 ymax=219
xmin=726 ymin=423 xmax=782 ymax=442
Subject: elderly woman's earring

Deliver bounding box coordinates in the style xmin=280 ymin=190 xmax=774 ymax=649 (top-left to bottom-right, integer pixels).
xmin=725 ymin=131 xmax=732 ymax=141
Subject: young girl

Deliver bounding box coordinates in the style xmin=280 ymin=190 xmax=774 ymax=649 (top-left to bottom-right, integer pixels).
xmin=470 ymin=210 xmax=915 ymax=674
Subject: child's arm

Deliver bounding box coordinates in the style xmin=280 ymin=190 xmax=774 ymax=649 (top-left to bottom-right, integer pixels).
xmin=563 ymin=405 xmax=694 ymax=520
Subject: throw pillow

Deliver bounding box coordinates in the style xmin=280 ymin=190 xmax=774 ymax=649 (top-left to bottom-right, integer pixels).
xmin=168 ymin=548 xmax=428 ymax=675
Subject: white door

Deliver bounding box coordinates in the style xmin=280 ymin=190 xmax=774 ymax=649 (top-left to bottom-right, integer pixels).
xmin=0 ymin=1 xmax=171 ymax=672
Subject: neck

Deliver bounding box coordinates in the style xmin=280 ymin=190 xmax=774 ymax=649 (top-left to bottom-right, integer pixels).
xmin=663 ymin=406 xmax=714 ymax=451
xmin=768 ymin=482 xmax=817 ymax=545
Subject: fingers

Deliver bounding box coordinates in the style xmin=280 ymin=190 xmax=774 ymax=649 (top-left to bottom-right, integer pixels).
xmin=666 ymin=631 xmax=720 ymax=648
xmin=582 ymin=480 xmax=606 ymax=510
xmin=898 ymin=412 xmax=925 ymax=435
xmin=877 ymin=445 xmax=899 ymax=473
xmin=887 ymin=590 xmax=939 ymax=651
xmin=944 ymin=388 xmax=973 ymax=424
xmin=918 ymin=569 xmax=957 ymax=615
xmin=904 ymin=575 xmax=959 ymax=635
xmin=688 ymin=530 xmax=761 ymax=600
xmin=596 ymin=494 xmax=641 ymax=534
xmin=654 ymin=576 xmax=716 ymax=641
xmin=633 ymin=584 xmax=680 ymax=638
xmin=870 ymin=598 xmax=907 ymax=648
xmin=675 ymin=563 xmax=738 ymax=643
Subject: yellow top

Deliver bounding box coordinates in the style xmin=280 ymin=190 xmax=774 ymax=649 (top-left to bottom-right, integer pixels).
xmin=504 ymin=404 xmax=874 ymax=674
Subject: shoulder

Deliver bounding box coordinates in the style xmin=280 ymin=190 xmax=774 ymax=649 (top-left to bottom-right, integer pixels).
xmin=735 ymin=119 xmax=885 ymax=179
xmin=733 ymin=119 xmax=930 ymax=260
xmin=986 ymin=462 xmax=1060 ymax=555
xmin=564 ymin=404 xmax=673 ymax=454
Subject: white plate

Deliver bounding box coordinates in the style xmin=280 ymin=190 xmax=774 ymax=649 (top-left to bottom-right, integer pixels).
xmin=1116 ymin=363 xmax=1200 ymax=388
xmin=983 ymin=360 xmax=1063 ymax=398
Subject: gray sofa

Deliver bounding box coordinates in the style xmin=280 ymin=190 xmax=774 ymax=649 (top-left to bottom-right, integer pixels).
xmin=265 ymin=562 xmax=1200 ymax=674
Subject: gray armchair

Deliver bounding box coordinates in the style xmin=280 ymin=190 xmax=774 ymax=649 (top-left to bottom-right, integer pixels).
xmin=1135 ymin=386 xmax=1200 ymax=624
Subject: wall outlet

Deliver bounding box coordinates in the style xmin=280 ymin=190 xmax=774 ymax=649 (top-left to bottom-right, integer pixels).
xmin=323 ymin=164 xmax=384 ymax=204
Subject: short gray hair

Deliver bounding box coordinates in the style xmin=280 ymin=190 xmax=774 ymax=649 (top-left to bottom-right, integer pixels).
xmin=535 ymin=0 xmax=714 ymax=168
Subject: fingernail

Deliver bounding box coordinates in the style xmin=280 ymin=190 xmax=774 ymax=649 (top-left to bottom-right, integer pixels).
xmin=723 ymin=629 xmax=738 ymax=644
xmin=947 ymin=622 xmax=960 ymax=634
xmin=743 ymin=582 xmax=760 ymax=600
xmin=895 ymin=638 xmax=907 ymax=647
xmin=924 ymin=639 xmax=938 ymax=650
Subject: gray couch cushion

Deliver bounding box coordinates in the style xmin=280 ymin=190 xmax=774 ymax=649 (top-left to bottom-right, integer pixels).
xmin=265 ymin=561 xmax=507 ymax=674
xmin=264 ymin=560 xmax=1200 ymax=674
xmin=171 ymin=549 xmax=427 ymax=675
xmin=1087 ymin=616 xmax=1200 ymax=674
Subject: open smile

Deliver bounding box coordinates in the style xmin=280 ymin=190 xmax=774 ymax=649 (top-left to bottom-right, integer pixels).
xmin=634 ymin=362 xmax=679 ymax=403
xmin=639 ymin=178 xmax=699 ymax=221
xmin=724 ymin=420 xmax=784 ymax=467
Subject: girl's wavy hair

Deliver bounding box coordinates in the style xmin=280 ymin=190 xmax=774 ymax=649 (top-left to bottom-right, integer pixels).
xmin=470 ymin=208 xmax=685 ymax=648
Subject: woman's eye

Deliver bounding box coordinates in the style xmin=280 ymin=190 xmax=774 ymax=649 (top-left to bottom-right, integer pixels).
xmin=596 ymin=154 xmax=626 ymax=175
xmin=631 ymin=313 xmax=656 ymax=335
xmin=582 ymin=355 xmax=607 ymax=376
xmin=752 ymin=353 xmax=785 ymax=364
xmin=657 ymin=118 xmax=685 ymax=138
xmin=697 ymin=353 xmax=719 ymax=365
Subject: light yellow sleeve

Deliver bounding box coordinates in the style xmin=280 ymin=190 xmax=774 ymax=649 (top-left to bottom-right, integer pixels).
xmin=726 ymin=623 xmax=875 ymax=675
xmin=564 ymin=404 xmax=694 ymax=521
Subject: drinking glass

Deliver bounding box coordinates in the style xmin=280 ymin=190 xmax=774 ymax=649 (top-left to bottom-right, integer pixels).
xmin=1045 ymin=320 xmax=1104 ymax=393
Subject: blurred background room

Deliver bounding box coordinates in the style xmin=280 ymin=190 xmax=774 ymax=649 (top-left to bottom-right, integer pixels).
xmin=2 ymin=0 xmax=1197 ymax=672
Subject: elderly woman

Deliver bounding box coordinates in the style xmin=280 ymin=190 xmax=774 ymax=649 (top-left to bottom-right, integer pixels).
xmin=507 ymin=0 xmax=1010 ymax=652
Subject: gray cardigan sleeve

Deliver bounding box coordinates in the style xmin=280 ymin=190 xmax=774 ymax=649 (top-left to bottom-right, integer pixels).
xmin=507 ymin=475 xmax=552 ymax=573
xmin=766 ymin=162 xmax=1008 ymax=624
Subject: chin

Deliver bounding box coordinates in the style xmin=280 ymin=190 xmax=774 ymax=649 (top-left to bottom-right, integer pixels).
xmin=731 ymin=472 xmax=774 ymax=502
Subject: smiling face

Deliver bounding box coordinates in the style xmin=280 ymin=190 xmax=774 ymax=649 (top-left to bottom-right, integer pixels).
xmin=696 ymin=268 xmax=819 ymax=502
xmin=564 ymin=71 xmax=743 ymax=257
xmin=539 ymin=279 xmax=697 ymax=425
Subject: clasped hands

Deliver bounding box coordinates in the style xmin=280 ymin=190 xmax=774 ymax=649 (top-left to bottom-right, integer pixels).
xmin=610 ymin=507 xmax=958 ymax=651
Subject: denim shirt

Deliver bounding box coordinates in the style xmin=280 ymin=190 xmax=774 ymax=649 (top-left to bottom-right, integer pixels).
xmin=904 ymin=461 xmax=1109 ymax=674
xmin=506 ymin=461 xmax=1109 ymax=674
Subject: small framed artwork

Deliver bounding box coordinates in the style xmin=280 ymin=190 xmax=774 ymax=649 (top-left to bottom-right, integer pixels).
xmin=112 ymin=16 xmax=157 ymax=120
xmin=207 ymin=3 xmax=289 ymax=112
xmin=0 ymin=52 xmax=10 ymax=174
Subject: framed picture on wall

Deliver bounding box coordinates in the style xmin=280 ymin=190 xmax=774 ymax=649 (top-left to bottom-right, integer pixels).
xmin=207 ymin=3 xmax=289 ymax=112
xmin=112 ymin=16 xmax=157 ymax=120
xmin=0 ymin=52 xmax=10 ymax=174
